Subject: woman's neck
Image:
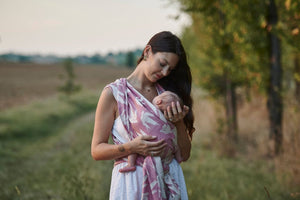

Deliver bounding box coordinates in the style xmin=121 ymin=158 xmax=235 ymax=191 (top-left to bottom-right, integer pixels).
xmin=127 ymin=65 xmax=155 ymax=91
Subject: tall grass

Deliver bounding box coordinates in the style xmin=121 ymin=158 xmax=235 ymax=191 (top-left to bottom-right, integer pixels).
xmin=0 ymin=88 xmax=299 ymax=199
xmin=0 ymin=91 xmax=98 ymax=140
xmin=275 ymin=96 xmax=300 ymax=188
xmin=0 ymin=90 xmax=107 ymax=199
xmin=183 ymin=90 xmax=298 ymax=200
xmin=0 ymin=113 xmax=113 ymax=199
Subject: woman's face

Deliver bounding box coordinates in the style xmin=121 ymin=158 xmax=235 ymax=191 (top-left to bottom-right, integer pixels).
xmin=145 ymin=51 xmax=179 ymax=82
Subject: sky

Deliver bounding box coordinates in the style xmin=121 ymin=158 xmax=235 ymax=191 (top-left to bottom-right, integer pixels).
xmin=0 ymin=0 xmax=191 ymax=56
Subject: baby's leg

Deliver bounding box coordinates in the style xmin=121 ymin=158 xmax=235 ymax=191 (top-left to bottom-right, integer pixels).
xmin=119 ymin=153 xmax=137 ymax=173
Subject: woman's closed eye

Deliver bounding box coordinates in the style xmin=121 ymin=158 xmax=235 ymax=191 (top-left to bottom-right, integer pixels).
xmin=160 ymin=62 xmax=167 ymax=67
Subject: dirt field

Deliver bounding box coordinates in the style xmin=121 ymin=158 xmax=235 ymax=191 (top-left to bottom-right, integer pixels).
xmin=0 ymin=62 xmax=133 ymax=111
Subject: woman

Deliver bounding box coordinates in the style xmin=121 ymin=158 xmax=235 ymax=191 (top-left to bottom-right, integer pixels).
xmin=91 ymin=31 xmax=195 ymax=199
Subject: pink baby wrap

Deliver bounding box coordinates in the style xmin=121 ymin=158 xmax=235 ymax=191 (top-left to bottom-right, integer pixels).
xmin=107 ymin=78 xmax=181 ymax=199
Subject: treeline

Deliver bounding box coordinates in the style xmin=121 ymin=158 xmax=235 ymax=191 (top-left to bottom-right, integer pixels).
xmin=0 ymin=49 xmax=143 ymax=67
xmin=176 ymin=0 xmax=300 ymax=155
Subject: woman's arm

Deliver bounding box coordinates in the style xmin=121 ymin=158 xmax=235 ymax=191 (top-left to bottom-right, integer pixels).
xmin=174 ymin=120 xmax=191 ymax=161
xmin=91 ymin=87 xmax=128 ymax=160
xmin=165 ymin=101 xmax=191 ymax=161
xmin=91 ymin=87 xmax=167 ymax=160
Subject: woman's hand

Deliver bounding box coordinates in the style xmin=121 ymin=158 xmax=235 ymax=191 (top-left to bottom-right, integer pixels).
xmin=129 ymin=135 xmax=167 ymax=157
xmin=164 ymin=101 xmax=189 ymax=123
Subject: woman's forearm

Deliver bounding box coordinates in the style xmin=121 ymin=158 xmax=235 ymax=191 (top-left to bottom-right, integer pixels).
xmin=91 ymin=142 xmax=133 ymax=161
xmin=175 ymin=120 xmax=191 ymax=161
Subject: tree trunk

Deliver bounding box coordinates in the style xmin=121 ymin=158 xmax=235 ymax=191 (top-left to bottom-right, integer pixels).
xmin=295 ymin=54 xmax=300 ymax=103
xmin=219 ymin=0 xmax=238 ymax=143
xmin=267 ymin=0 xmax=283 ymax=155
xmin=225 ymin=75 xmax=238 ymax=142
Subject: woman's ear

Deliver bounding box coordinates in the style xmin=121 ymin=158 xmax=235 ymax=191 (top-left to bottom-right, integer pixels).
xmin=143 ymin=45 xmax=152 ymax=58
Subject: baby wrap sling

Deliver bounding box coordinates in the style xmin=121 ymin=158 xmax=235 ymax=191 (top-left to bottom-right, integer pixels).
xmin=106 ymin=78 xmax=181 ymax=200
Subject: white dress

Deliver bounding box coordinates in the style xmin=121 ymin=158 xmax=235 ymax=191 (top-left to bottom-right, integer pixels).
xmin=109 ymin=117 xmax=189 ymax=200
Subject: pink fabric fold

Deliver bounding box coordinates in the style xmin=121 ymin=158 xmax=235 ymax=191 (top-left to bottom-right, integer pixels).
xmin=106 ymin=78 xmax=181 ymax=200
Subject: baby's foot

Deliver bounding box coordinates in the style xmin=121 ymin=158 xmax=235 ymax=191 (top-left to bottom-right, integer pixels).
xmin=119 ymin=165 xmax=136 ymax=173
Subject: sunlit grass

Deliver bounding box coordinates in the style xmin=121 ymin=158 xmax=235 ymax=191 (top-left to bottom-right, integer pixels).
xmin=0 ymin=89 xmax=298 ymax=200
xmin=0 ymin=90 xmax=106 ymax=199
xmin=182 ymin=147 xmax=294 ymax=200
xmin=0 ymin=91 xmax=99 ymax=140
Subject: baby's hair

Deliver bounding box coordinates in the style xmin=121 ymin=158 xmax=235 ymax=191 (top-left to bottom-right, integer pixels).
xmin=153 ymin=91 xmax=183 ymax=111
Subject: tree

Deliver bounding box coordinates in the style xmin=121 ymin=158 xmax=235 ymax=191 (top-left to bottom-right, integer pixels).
xmin=277 ymin=0 xmax=300 ymax=102
xmin=176 ymin=0 xmax=296 ymax=154
xmin=178 ymin=0 xmax=267 ymax=144
xmin=126 ymin=51 xmax=135 ymax=68
xmin=266 ymin=0 xmax=283 ymax=154
xmin=295 ymin=54 xmax=300 ymax=102
xmin=58 ymin=58 xmax=81 ymax=96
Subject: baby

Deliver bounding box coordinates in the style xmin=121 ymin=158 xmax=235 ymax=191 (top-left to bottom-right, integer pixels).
xmin=119 ymin=91 xmax=183 ymax=173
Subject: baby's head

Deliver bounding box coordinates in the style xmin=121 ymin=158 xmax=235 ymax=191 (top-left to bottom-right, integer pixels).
xmin=152 ymin=91 xmax=182 ymax=111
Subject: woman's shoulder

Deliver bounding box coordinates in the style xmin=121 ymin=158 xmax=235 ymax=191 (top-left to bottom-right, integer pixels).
xmin=99 ymin=86 xmax=115 ymax=104
xmin=104 ymin=78 xmax=129 ymax=96
xmin=104 ymin=78 xmax=126 ymax=89
xmin=101 ymin=77 xmax=127 ymax=102
xmin=98 ymin=85 xmax=118 ymax=115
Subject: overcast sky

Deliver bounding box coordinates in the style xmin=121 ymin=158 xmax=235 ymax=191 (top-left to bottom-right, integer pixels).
xmin=0 ymin=0 xmax=191 ymax=56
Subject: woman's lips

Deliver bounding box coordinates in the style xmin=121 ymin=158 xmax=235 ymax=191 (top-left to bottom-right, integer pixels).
xmin=156 ymin=74 xmax=162 ymax=79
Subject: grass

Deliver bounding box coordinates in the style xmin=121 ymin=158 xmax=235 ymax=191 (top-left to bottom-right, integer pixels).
xmin=182 ymin=147 xmax=296 ymax=200
xmin=0 ymin=91 xmax=98 ymax=140
xmin=0 ymin=62 xmax=299 ymax=199
xmin=1 ymin=90 xmax=299 ymax=200
xmin=0 ymin=112 xmax=113 ymax=200
xmin=0 ymin=90 xmax=110 ymax=199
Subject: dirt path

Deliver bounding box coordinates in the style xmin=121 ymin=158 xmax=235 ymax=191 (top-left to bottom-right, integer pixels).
xmin=1 ymin=111 xmax=98 ymax=199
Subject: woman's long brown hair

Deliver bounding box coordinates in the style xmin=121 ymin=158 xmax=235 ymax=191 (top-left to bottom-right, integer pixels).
xmin=137 ymin=31 xmax=195 ymax=139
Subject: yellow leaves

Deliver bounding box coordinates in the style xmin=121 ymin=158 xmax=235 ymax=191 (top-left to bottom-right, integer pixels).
xmin=292 ymin=28 xmax=299 ymax=35
xmin=261 ymin=20 xmax=267 ymax=29
xmin=233 ymin=32 xmax=240 ymax=43
xmin=252 ymin=72 xmax=262 ymax=84
xmin=241 ymin=27 xmax=247 ymax=35
xmin=239 ymin=52 xmax=247 ymax=64
xmin=294 ymin=73 xmax=300 ymax=82
xmin=285 ymin=0 xmax=291 ymax=11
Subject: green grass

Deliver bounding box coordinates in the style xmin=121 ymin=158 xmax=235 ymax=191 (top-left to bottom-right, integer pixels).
xmin=0 ymin=91 xmax=99 ymax=140
xmin=0 ymin=112 xmax=113 ymax=200
xmin=182 ymin=147 xmax=297 ymax=200
xmin=0 ymin=90 xmax=298 ymax=200
xmin=0 ymin=90 xmax=113 ymax=200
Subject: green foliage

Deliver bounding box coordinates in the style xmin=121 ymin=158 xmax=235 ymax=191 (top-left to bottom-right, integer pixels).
xmin=182 ymin=149 xmax=295 ymax=200
xmin=0 ymin=88 xmax=297 ymax=199
xmin=59 ymin=58 xmax=81 ymax=96
xmin=126 ymin=51 xmax=136 ymax=68
xmin=0 ymin=49 xmax=144 ymax=66
xmin=0 ymin=95 xmax=295 ymax=199
xmin=276 ymin=0 xmax=300 ymax=51
xmin=176 ymin=0 xmax=300 ymax=155
xmin=179 ymin=0 xmax=271 ymax=98
xmin=178 ymin=0 xmax=300 ymax=97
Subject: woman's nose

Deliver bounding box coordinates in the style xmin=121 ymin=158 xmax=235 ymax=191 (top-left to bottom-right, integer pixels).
xmin=161 ymin=66 xmax=170 ymax=76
